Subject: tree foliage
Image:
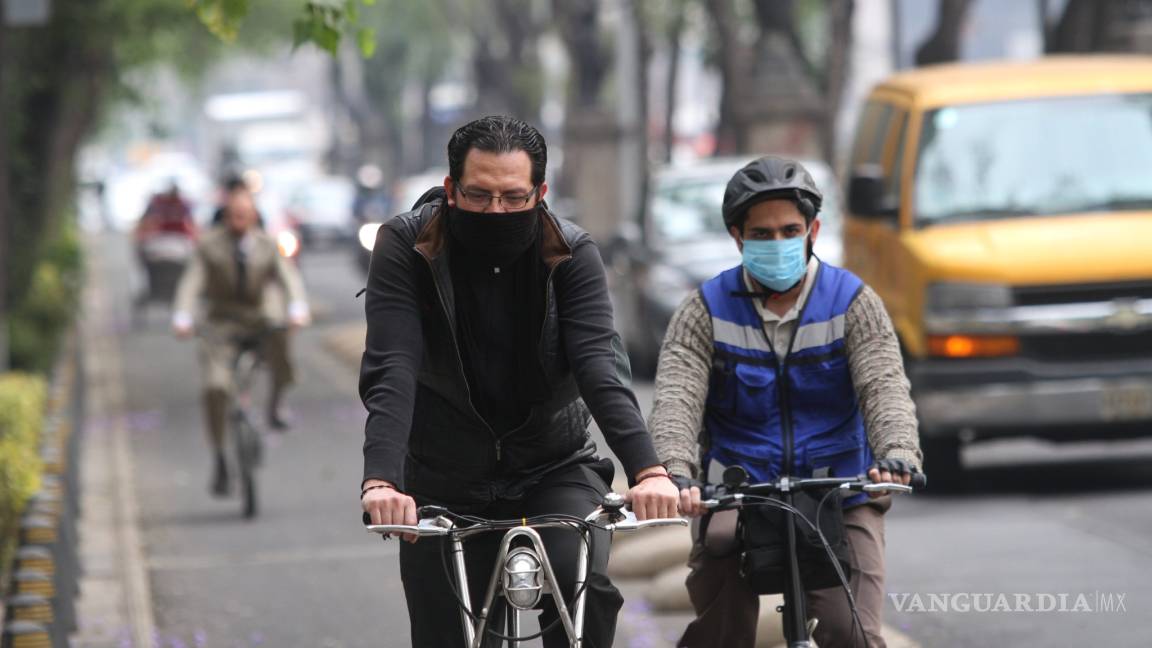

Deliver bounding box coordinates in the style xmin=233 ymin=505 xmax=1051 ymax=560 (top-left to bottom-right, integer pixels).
xmin=188 ymin=0 xmax=380 ymax=57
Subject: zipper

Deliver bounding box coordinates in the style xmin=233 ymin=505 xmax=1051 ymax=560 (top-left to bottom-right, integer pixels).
xmin=774 ymin=263 xmax=821 ymax=477
xmin=417 ymin=250 xmax=499 ymax=455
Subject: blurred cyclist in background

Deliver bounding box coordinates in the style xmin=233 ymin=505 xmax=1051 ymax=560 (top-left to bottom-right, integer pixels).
xmin=173 ymin=183 xmax=310 ymax=496
xmin=133 ymin=181 xmax=198 ymax=323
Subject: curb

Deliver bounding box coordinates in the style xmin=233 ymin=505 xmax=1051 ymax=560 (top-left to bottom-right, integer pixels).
xmin=69 ymin=234 xmax=156 ymax=648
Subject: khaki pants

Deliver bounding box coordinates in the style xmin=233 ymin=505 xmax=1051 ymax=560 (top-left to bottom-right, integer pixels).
xmin=679 ymin=498 xmax=891 ymax=648
xmin=198 ymin=323 xmax=294 ymax=449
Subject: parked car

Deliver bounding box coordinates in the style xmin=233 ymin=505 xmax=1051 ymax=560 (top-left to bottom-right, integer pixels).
xmin=842 ymin=56 xmax=1152 ymax=483
xmin=608 ymin=156 xmax=843 ymax=375
xmin=287 ymin=176 xmax=356 ymax=248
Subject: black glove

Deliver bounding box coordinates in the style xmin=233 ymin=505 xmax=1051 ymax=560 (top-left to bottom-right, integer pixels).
xmin=869 ymin=458 xmax=919 ymax=477
xmin=669 ymin=474 xmax=696 ymax=491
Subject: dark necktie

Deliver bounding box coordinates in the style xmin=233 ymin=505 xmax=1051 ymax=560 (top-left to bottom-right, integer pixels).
xmin=234 ymin=240 xmax=248 ymax=299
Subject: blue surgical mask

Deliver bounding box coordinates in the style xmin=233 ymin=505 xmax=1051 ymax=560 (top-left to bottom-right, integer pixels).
xmin=742 ymin=234 xmax=809 ymax=292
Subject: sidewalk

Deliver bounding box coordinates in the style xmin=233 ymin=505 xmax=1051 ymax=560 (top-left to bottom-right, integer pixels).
xmin=70 ymin=238 xmax=154 ymax=648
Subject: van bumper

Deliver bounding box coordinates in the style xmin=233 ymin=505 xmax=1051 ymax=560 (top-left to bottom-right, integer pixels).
xmin=910 ymin=358 xmax=1152 ymax=436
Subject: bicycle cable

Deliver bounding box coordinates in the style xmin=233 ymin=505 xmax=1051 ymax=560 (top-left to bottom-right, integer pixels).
xmin=729 ymin=493 xmax=871 ymax=648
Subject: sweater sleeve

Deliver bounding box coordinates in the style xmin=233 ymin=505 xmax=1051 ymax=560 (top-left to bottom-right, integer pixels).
xmin=649 ymin=291 xmax=714 ymax=479
xmin=844 ymin=285 xmax=923 ymax=469
xmin=554 ymin=240 xmax=661 ymax=480
xmin=358 ymin=221 xmax=424 ymax=489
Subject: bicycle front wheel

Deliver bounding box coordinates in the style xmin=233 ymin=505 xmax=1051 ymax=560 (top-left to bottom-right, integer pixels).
xmin=234 ymin=416 xmax=262 ymax=519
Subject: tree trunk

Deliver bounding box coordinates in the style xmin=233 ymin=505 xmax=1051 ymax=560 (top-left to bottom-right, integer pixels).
xmin=6 ymin=4 xmax=114 ymax=308
xmin=661 ymin=0 xmax=686 ymax=163
xmin=1044 ymin=0 xmax=1123 ymax=53
xmin=914 ymin=0 xmax=974 ymax=66
xmin=703 ymin=0 xmax=748 ymax=155
xmin=0 ymin=4 xmax=10 ymax=370
xmin=822 ymin=0 xmax=855 ymax=167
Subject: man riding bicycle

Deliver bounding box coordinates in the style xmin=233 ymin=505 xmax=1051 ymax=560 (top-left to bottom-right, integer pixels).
xmin=359 ymin=115 xmax=679 ymax=647
xmin=173 ymin=184 xmax=310 ymax=496
xmin=648 ymin=157 xmax=922 ymax=648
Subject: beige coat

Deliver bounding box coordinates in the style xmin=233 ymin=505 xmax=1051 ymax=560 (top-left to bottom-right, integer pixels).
xmin=174 ymin=226 xmax=307 ymax=331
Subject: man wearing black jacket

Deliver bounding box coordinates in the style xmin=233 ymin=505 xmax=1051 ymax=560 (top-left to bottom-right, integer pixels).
xmin=359 ymin=115 xmax=680 ymax=646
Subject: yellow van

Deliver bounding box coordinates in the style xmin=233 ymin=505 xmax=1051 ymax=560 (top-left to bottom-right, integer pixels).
xmin=842 ymin=56 xmax=1152 ymax=480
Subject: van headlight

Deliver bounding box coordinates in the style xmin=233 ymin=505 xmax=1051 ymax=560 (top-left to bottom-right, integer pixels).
xmin=358 ymin=223 xmax=382 ymax=252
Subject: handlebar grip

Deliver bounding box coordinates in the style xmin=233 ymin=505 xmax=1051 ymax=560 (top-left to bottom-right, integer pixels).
xmin=362 ymin=511 xmax=371 ymax=526
xmin=910 ymin=472 xmax=928 ymax=490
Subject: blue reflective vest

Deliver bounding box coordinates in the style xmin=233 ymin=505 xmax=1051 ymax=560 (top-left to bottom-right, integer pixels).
xmin=700 ymin=263 xmax=873 ymax=506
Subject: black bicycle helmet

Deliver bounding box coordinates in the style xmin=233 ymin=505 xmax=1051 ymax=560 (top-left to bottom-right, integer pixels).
xmin=721 ymin=156 xmax=823 ymax=230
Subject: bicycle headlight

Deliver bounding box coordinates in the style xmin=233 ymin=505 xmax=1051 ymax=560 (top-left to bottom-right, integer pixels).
xmin=503 ymin=547 xmax=543 ymax=610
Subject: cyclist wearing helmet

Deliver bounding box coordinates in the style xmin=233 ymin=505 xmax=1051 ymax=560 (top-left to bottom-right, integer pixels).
xmin=648 ymin=156 xmax=922 ymax=647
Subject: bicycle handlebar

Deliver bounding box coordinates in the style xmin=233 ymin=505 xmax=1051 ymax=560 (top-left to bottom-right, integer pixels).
xmin=362 ymin=496 xmax=687 ymax=538
xmin=695 ymin=470 xmax=926 ymax=509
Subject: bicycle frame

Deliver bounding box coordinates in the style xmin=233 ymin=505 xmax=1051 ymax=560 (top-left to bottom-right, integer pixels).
xmin=701 ymin=470 xmax=923 ymax=648
xmin=366 ymin=496 xmax=686 ymax=647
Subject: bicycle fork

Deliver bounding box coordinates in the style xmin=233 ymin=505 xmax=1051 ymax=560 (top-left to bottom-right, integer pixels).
xmin=453 ymin=526 xmax=592 ymax=648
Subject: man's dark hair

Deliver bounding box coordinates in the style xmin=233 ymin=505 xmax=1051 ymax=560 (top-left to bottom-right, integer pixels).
xmin=222 ymin=175 xmax=248 ymax=193
xmin=447 ymin=115 xmax=547 ymax=186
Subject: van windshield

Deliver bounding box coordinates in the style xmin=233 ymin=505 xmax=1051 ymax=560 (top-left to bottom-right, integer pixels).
xmin=914 ymin=93 xmax=1152 ymax=225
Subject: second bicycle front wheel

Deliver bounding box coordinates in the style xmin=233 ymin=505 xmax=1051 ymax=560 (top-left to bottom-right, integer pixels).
xmin=235 ymin=417 xmax=261 ymax=518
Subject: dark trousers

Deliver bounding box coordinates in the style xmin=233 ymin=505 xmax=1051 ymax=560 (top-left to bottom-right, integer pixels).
xmin=399 ymin=463 xmax=623 ymax=647
xmin=678 ymin=498 xmax=891 ymax=648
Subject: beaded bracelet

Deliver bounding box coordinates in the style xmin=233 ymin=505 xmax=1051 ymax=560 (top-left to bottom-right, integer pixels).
xmin=361 ymin=483 xmax=396 ymax=499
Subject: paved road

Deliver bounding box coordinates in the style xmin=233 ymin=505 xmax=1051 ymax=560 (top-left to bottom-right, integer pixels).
xmin=93 ymin=233 xmax=1152 ymax=647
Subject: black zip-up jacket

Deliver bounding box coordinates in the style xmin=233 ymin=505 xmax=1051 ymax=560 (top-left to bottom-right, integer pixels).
xmin=359 ymin=191 xmax=660 ymax=507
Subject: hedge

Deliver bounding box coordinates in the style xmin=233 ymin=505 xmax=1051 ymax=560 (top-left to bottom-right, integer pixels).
xmin=0 ymin=372 xmax=47 ymax=584
xmin=9 ymin=218 xmax=83 ymax=373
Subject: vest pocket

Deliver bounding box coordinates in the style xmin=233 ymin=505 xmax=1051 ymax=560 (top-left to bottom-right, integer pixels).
xmin=734 ymin=363 xmax=774 ymax=424
xmin=804 ymin=435 xmax=866 ymax=478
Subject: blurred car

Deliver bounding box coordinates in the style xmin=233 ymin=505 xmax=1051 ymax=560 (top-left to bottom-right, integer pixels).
xmin=843 ymin=56 xmax=1152 ymax=482
xmin=608 ymin=156 xmax=843 ymax=375
xmin=287 ymin=175 xmax=356 ymax=248
xmin=254 ymin=189 xmax=303 ymax=262
xmin=354 ymin=168 xmax=447 ymax=272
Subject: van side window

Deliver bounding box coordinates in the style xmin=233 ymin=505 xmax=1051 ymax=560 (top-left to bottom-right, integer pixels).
xmin=869 ymin=105 xmax=894 ymax=164
xmin=885 ymin=110 xmax=909 ymax=208
xmin=850 ymin=102 xmax=893 ymax=169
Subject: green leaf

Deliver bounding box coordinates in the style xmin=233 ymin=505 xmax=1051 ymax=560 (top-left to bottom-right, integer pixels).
xmin=357 ymin=27 xmax=377 ymax=58
xmin=345 ymin=0 xmax=359 ymax=23
xmin=292 ymin=18 xmax=312 ymax=49
xmin=361 ymin=0 xmax=377 ymax=6
xmin=314 ymin=21 xmax=342 ymax=54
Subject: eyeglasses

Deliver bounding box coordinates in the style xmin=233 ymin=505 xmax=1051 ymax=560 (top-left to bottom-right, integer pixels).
xmin=454 ymin=184 xmax=539 ymax=210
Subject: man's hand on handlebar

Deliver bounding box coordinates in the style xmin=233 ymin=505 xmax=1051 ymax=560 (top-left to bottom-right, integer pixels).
xmin=625 ymin=467 xmax=680 ymax=521
xmin=677 ymin=482 xmax=707 ymax=518
xmin=866 ymin=458 xmax=919 ymax=498
xmin=361 ymin=480 xmax=419 ymax=542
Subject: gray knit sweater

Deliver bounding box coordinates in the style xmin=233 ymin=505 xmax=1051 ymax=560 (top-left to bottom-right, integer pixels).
xmin=650 ymin=279 xmax=922 ymax=479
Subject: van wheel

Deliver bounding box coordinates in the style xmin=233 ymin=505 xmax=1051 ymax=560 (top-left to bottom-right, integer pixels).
xmin=921 ymin=436 xmax=962 ymax=491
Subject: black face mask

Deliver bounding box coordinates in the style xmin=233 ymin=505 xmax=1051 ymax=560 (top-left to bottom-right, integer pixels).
xmin=447 ymin=205 xmax=541 ymax=266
